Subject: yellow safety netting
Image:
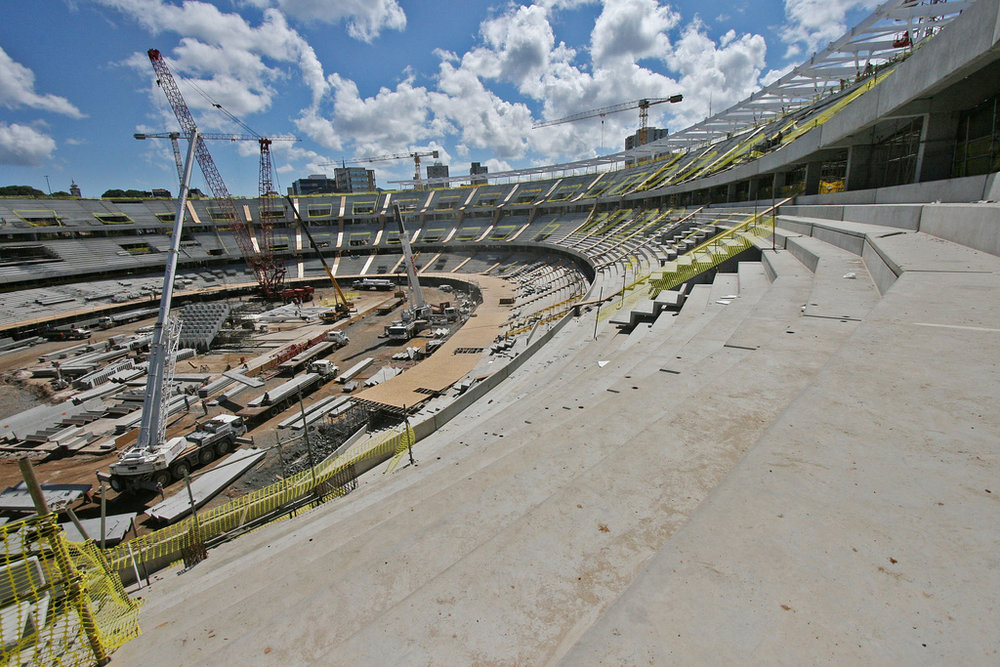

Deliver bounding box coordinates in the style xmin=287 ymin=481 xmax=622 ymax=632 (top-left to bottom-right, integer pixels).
xmin=0 ymin=514 xmax=141 ymax=667
xmin=103 ymin=424 xmax=414 ymax=574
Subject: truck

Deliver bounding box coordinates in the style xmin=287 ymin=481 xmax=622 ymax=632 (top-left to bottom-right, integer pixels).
xmin=326 ymin=330 xmax=349 ymax=347
xmin=107 ymin=414 xmax=246 ymax=492
xmin=385 ymin=319 xmax=426 ymax=342
xmin=39 ymin=326 xmax=92 ymax=341
xmin=353 ymin=278 xmax=395 ymax=291
xmin=308 ymin=359 xmax=339 ymax=378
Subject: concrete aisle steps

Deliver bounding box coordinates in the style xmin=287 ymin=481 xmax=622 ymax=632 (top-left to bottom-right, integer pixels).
xmin=560 ymin=225 xmax=1000 ymax=665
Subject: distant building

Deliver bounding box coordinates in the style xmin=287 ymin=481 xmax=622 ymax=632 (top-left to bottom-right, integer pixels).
xmin=288 ymin=175 xmax=337 ymax=196
xmin=69 ymin=181 xmax=81 ymax=198
xmin=334 ymin=167 xmax=376 ymax=193
xmin=151 ymin=188 xmax=171 ymax=198
xmin=470 ymin=162 xmax=488 ymax=186
xmin=426 ymin=162 xmax=450 ymax=186
xmin=625 ymin=127 xmax=669 ymax=151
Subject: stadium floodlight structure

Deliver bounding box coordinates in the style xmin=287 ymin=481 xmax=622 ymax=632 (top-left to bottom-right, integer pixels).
xmin=391 ymin=0 xmax=969 ymax=187
xmin=146 ymin=48 xmax=287 ymax=297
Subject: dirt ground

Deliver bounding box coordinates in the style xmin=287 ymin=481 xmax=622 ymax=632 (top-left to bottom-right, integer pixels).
xmin=0 ymin=283 xmax=464 ymax=531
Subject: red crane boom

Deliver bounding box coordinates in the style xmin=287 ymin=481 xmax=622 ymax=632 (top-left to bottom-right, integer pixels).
xmin=147 ymin=48 xmax=285 ymax=296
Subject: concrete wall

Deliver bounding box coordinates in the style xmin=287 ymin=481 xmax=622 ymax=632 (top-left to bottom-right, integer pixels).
xmin=794 ymin=174 xmax=994 ymax=206
xmin=919 ymin=203 xmax=1000 ymax=255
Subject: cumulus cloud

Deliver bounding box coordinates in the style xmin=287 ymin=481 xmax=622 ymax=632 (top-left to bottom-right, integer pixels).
xmin=0 ymin=47 xmax=84 ymax=118
xmin=0 ymin=122 xmax=57 ymax=166
xmin=469 ymin=4 xmax=560 ymax=92
xmin=591 ymin=0 xmax=679 ymax=66
xmin=326 ymin=73 xmax=437 ymax=148
xmin=98 ymin=0 xmax=329 ymax=117
xmin=192 ymin=0 xmax=771 ymax=177
xmin=430 ymin=60 xmax=535 ymax=160
xmin=665 ymin=20 xmax=767 ymax=125
xmin=781 ymin=0 xmax=881 ymax=56
xmin=243 ymin=0 xmax=406 ymax=41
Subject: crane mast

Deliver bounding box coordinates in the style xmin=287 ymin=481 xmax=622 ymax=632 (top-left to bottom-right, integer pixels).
xmin=134 ymin=130 xmax=198 ymax=454
xmin=393 ymin=204 xmax=428 ymax=315
xmin=147 ymin=49 xmax=285 ymax=296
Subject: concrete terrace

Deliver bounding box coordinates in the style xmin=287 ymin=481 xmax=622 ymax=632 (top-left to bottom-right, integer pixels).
xmin=111 ymin=205 xmax=1000 ymax=664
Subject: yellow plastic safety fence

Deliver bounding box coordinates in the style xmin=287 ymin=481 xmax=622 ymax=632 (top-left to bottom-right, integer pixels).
xmin=647 ymin=203 xmax=790 ymax=296
xmin=506 ymin=293 xmax=587 ymax=337
xmin=0 ymin=514 xmax=141 ymax=667
xmin=104 ymin=424 xmax=414 ymax=574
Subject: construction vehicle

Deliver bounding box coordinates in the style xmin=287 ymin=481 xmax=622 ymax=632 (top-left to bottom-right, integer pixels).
xmin=280 ymin=286 xmax=314 ymax=303
xmin=326 ymin=330 xmax=349 ymax=347
xmin=284 ymin=194 xmax=352 ymax=319
xmin=353 ymin=278 xmax=395 ymax=291
xmin=532 ymin=95 xmax=683 ymax=149
xmin=431 ymin=302 xmax=460 ymax=322
xmin=385 ymin=319 xmax=422 ymax=342
xmin=308 ymin=359 xmax=338 ymax=378
xmin=39 ymin=326 xmax=92 ymax=341
xmin=146 ymin=49 xmax=287 ymax=299
xmin=108 ymin=414 xmax=246 ymax=491
xmin=382 ymin=205 xmax=433 ymax=342
xmin=106 ymin=50 xmax=275 ymax=494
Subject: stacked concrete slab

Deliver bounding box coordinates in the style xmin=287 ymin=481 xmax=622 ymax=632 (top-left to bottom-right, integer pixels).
xmin=177 ymin=302 xmax=230 ymax=351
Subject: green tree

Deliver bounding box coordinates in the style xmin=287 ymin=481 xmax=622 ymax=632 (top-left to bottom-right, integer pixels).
xmin=0 ymin=185 xmax=46 ymax=197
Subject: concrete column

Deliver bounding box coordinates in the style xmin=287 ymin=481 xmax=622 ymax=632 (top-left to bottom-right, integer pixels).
xmin=845 ymin=144 xmax=874 ymax=191
xmin=804 ymin=161 xmax=822 ymax=195
xmin=772 ymin=171 xmax=787 ymax=198
xmin=726 ymin=182 xmax=738 ymax=203
xmin=918 ymin=111 xmax=959 ymax=182
xmin=748 ymin=178 xmax=760 ymax=202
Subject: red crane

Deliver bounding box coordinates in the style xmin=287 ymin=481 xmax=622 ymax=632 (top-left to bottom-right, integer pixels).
xmin=147 ymin=49 xmax=286 ymax=296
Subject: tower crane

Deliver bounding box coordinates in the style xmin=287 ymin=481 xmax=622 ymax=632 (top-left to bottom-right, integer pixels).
xmin=135 ymin=132 xmax=297 ymax=179
xmin=145 ymin=49 xmax=287 ymax=296
xmin=134 ymin=132 xmax=298 ymax=247
xmin=533 ymin=95 xmax=683 ymax=147
xmin=320 ymin=150 xmax=439 ymax=190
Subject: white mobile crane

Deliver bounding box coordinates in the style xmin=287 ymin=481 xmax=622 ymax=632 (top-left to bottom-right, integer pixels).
xmin=106 ymin=50 xmax=262 ymax=492
xmin=385 ymin=204 xmax=432 ymax=342
xmin=105 ymin=129 xmax=199 ymax=492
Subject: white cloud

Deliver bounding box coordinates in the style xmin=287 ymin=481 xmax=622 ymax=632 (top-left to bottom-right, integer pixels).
xmin=0 ymin=122 xmax=57 ymax=166
xmin=0 ymin=47 xmax=84 ymax=118
xmin=430 ymin=60 xmax=535 ymax=160
xmin=98 ymin=0 xmax=329 ymax=117
xmin=590 ymin=0 xmax=679 ymax=66
xmin=243 ymin=0 xmax=406 ymax=42
xmin=326 ymin=73 xmax=437 ymax=149
xmin=199 ymin=0 xmax=770 ymax=179
xmin=470 ymin=4 xmax=559 ymax=91
xmin=781 ymin=0 xmax=881 ymax=56
xmin=665 ymin=21 xmax=767 ymax=125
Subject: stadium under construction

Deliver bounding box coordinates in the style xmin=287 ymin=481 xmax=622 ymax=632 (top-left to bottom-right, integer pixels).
xmin=0 ymin=0 xmax=998 ymax=663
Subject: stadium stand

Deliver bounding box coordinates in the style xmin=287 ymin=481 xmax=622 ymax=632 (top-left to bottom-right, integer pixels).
xmin=3 ymin=0 xmax=1000 ymax=661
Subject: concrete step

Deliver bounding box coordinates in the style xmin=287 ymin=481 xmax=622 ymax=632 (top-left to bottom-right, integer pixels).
xmin=792 ymin=235 xmax=880 ymax=322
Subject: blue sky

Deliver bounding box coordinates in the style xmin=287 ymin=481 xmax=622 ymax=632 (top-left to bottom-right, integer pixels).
xmin=0 ymin=0 xmax=880 ymax=197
